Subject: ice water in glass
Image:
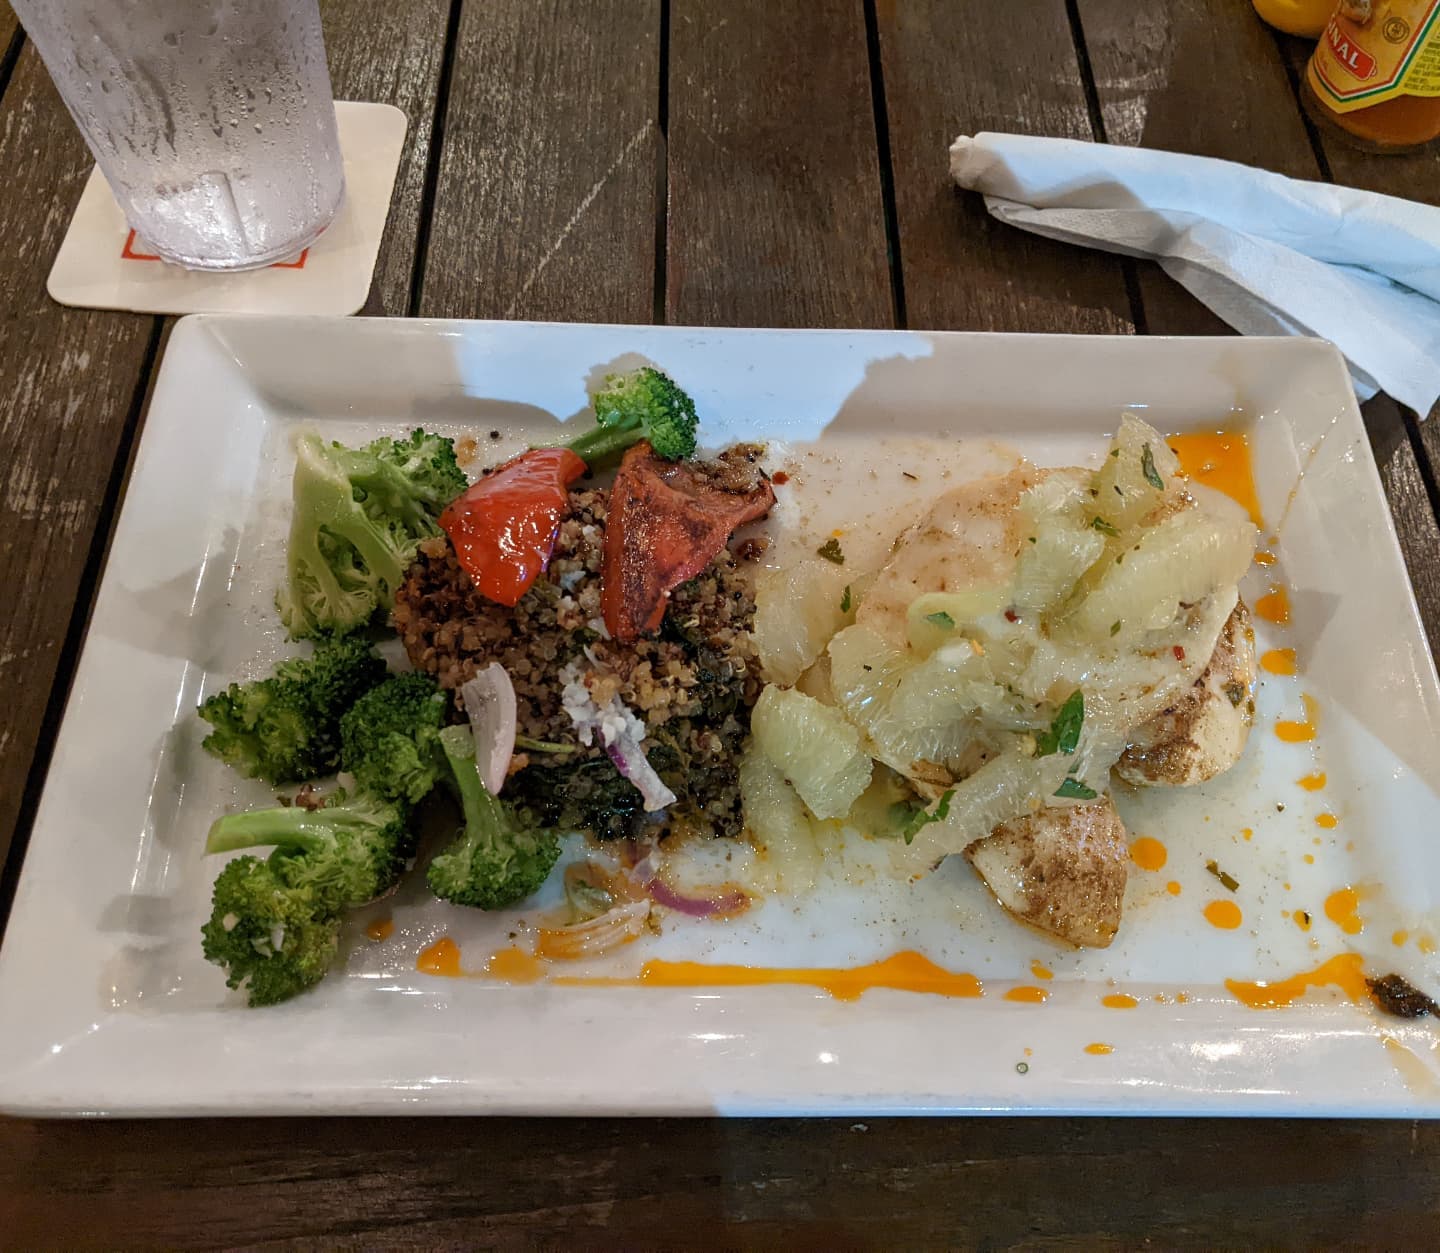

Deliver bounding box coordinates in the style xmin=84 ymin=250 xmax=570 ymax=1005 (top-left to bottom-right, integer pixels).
xmin=12 ymin=0 xmax=345 ymax=270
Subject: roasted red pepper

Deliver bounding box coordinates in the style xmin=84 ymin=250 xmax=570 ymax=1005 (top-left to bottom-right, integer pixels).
xmin=439 ymin=447 xmax=586 ymax=606
xmin=602 ymin=442 xmax=775 ymax=642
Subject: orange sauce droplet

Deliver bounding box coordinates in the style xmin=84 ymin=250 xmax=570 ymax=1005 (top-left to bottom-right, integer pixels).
xmin=1204 ymin=899 xmax=1243 ymax=930
xmin=1421 ymin=935 xmax=1438 ymax=956
xmin=485 ymin=946 xmax=545 ymax=984
xmin=1084 ymin=1042 xmax=1114 ymax=1055
xmin=1030 ymin=961 xmax=1054 ymax=981
xmin=1102 ymin=993 xmax=1139 ymax=1009
xmin=1253 ymin=550 xmax=1276 ymax=566
xmin=1255 ymin=584 xmax=1291 ymax=626
xmin=1242 ymin=827 xmax=1253 ymax=842
xmin=1294 ymin=909 xmax=1313 ymax=932
xmin=364 ymin=917 xmax=394 ymax=942
xmin=1224 ymin=953 xmax=1368 ymax=1010
xmin=1297 ymin=772 xmax=1326 ymax=791
xmin=1129 ymin=836 xmax=1168 ymax=872
xmin=1005 ymin=985 xmax=1049 ymax=1004
xmin=580 ymin=951 xmax=990 ymax=1001
xmin=1260 ymin=648 xmax=1296 ymax=676
xmin=1168 ymin=431 xmax=1265 ymax=527
xmin=416 ymin=936 xmax=462 ymax=978
xmin=1303 ymin=853 xmax=1315 ymax=865
xmin=1176 ymin=992 xmax=1190 ymax=1004
xmin=1323 ymin=887 xmax=1364 ymax=936
xmin=1275 ymin=693 xmax=1318 ymax=743
xmin=1315 ymin=813 xmax=1338 ymax=830
xmin=1392 ymin=929 xmax=1410 ymax=947
xmin=1166 ymin=880 xmax=1182 ymax=896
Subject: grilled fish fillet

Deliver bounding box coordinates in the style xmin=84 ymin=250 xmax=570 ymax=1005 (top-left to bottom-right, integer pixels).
xmin=1115 ymin=599 xmax=1256 ymax=787
xmin=964 ymin=797 xmax=1129 ymax=948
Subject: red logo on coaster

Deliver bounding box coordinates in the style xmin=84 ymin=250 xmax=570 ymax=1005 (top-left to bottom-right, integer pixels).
xmin=121 ymin=229 xmax=309 ymax=269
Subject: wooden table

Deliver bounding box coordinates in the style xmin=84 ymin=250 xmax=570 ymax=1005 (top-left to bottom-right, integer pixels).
xmin=2 ymin=2 xmax=1438 ymax=1244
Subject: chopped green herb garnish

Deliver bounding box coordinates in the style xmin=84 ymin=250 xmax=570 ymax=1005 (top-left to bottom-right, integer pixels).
xmin=1035 ymin=690 xmax=1084 ymax=758
xmin=894 ymin=789 xmax=954 ymax=844
xmin=1141 ymin=443 xmax=1164 ymax=491
xmin=924 ymin=610 xmax=955 ymax=630
xmin=1091 ymin=516 xmax=1120 ymax=537
xmin=1223 ymin=681 xmax=1245 ymax=707
xmin=816 ymin=537 xmax=844 ymax=564
xmin=840 ymin=584 xmax=852 ymax=614
xmin=1205 ymin=860 xmax=1240 ymax=892
xmin=1054 ymin=777 xmax=1098 ymax=800
xmin=1110 ymin=448 xmax=1120 ymax=458
xmin=1027 ymin=536 xmax=1037 ymax=544
xmin=515 ymin=735 xmax=579 ymax=754
xmin=1110 ymin=620 xmax=1122 ymax=637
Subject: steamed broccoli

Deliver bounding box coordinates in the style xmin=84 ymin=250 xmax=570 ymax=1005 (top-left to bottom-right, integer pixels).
xmin=198 ymin=636 xmax=387 ymax=784
xmin=549 ymin=366 xmax=699 ymax=465
xmin=427 ymin=725 xmax=562 ymax=909
xmin=339 ymin=672 xmax=449 ymax=804
xmin=275 ymin=429 xmax=467 ymax=639
xmin=205 ymin=787 xmax=413 ymax=909
xmin=201 ymin=855 xmax=342 ymax=1007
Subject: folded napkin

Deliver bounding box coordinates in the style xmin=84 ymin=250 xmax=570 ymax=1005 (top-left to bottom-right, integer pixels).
xmin=950 ymin=132 xmax=1440 ymax=415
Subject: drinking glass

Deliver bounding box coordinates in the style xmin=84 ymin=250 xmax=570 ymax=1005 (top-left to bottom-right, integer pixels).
xmin=11 ymin=0 xmax=345 ymax=270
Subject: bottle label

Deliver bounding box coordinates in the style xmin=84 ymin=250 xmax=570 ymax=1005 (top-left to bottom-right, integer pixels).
xmin=1307 ymin=0 xmax=1440 ymax=112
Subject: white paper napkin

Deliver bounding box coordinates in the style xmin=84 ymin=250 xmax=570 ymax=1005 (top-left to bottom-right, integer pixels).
xmin=950 ymin=132 xmax=1440 ymax=415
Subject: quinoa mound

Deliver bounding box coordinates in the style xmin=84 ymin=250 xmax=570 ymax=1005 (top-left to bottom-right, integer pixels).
xmin=393 ymin=486 xmax=762 ymax=841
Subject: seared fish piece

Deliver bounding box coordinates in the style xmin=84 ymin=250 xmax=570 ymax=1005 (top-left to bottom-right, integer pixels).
xmin=1115 ymin=600 xmax=1256 ymax=788
xmin=964 ymin=798 xmax=1129 ymax=948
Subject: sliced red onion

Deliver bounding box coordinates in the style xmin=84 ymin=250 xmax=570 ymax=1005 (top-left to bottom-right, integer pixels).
xmin=646 ymin=876 xmax=749 ymax=918
xmin=458 ymin=663 xmax=517 ymax=795
xmin=606 ymin=739 xmax=678 ymax=814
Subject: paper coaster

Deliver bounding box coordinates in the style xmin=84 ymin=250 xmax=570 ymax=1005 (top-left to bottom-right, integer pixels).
xmin=47 ymin=101 xmax=407 ymax=316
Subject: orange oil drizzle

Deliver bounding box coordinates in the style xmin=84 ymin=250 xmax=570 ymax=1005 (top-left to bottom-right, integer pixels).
xmin=1393 ymin=930 xmax=1410 ymax=947
xmin=1261 ymin=648 xmax=1297 ymax=676
xmin=1005 ymin=985 xmax=1049 ymax=1004
xmin=1204 ymin=899 xmax=1244 ymax=930
xmin=1166 ymin=880 xmax=1182 ymax=896
xmin=554 ymin=950 xmax=985 ymax=1001
xmin=1129 ymin=836 xmax=1167 ymax=871
xmin=485 ymin=946 xmax=545 ymax=983
xmin=1102 ymin=993 xmax=1139 ymax=1009
xmin=1275 ymin=693 xmax=1319 ymax=743
xmin=1224 ymin=953 xmax=1368 ymax=1010
xmin=1255 ymin=585 xmax=1292 ymax=626
xmin=1316 ymin=813 xmax=1339 ymax=829
xmin=364 ymin=917 xmax=394 ymax=942
xmin=1297 ymin=772 xmax=1326 ymax=791
xmin=1084 ymin=1042 xmax=1114 ymax=1055
xmin=416 ymin=936 xmax=462 ymax=977
xmin=1030 ymin=961 xmax=1054 ymax=981
xmin=1323 ymin=887 xmax=1364 ymax=936
xmin=1169 ymin=431 xmax=1265 ymax=527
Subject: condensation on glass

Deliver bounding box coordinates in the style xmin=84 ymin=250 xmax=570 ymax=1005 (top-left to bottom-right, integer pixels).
xmin=13 ymin=0 xmax=345 ymax=270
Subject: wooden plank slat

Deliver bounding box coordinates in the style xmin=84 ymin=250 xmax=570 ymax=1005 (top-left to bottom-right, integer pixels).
xmin=0 ymin=47 xmax=159 ymax=879
xmin=418 ymin=0 xmax=660 ymax=323
xmin=2 ymin=1115 xmax=1439 ymax=1246
xmin=1076 ymin=0 xmax=1440 ymax=648
xmin=666 ymin=0 xmax=891 ymax=328
xmin=877 ymin=0 xmax=1133 ymax=333
xmin=320 ymin=0 xmax=453 ymax=315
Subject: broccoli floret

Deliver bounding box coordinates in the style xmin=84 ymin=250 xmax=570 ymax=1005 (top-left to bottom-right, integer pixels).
xmin=198 ymin=637 xmax=387 ymax=785
xmin=205 ymin=787 xmax=412 ymax=910
xmin=201 ymin=856 xmax=341 ymax=1007
xmin=550 ymin=366 xmax=699 ymax=466
xmin=339 ymin=672 xmax=449 ymax=805
xmin=276 ymin=429 xmax=466 ymax=639
xmin=427 ymin=725 xmax=562 ymax=909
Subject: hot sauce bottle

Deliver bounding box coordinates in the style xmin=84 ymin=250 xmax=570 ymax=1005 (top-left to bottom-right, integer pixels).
xmin=1303 ymin=1 xmax=1440 ymax=151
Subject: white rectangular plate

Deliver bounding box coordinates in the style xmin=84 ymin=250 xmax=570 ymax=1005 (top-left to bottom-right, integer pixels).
xmin=1 ymin=316 xmax=1438 ymax=1117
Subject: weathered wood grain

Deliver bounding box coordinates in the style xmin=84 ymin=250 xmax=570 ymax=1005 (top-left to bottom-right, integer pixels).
xmin=319 ymin=0 xmax=452 ymax=316
xmin=418 ymin=0 xmax=660 ymax=323
xmin=877 ymin=0 xmax=1133 ymax=333
xmin=666 ymin=0 xmax=891 ymax=327
xmin=2 ymin=1115 xmax=1438 ymax=1248
xmin=0 ymin=47 xmax=160 ymax=885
